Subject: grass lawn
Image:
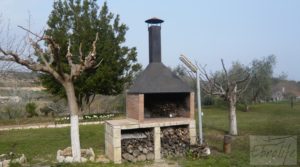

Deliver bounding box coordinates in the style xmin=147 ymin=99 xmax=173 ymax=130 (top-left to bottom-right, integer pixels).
xmin=0 ymin=101 xmax=299 ymax=166
xmin=181 ymin=101 xmax=300 ymax=167
xmin=0 ymin=125 xmax=104 ymax=166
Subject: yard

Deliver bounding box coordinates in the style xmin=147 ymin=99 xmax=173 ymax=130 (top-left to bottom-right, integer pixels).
xmin=0 ymin=101 xmax=299 ymax=166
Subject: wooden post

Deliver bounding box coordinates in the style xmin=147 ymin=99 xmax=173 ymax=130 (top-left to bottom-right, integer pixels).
xmin=291 ymin=96 xmax=294 ymax=109
xmin=223 ymin=135 xmax=232 ymax=154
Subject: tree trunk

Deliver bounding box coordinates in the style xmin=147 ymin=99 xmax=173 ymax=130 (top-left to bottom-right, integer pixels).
xmin=245 ymin=104 xmax=250 ymax=112
xmin=64 ymin=81 xmax=81 ymax=162
xmin=228 ymin=85 xmax=238 ymax=135
xmin=229 ymin=100 xmax=238 ymax=135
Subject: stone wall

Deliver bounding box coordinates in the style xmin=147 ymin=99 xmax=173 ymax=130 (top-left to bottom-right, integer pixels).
xmin=0 ymin=153 xmax=26 ymax=167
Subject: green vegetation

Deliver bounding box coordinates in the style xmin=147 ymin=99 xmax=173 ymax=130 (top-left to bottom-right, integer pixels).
xmin=243 ymin=55 xmax=276 ymax=103
xmin=0 ymin=104 xmax=23 ymax=120
xmin=25 ymin=102 xmax=38 ymax=118
xmin=0 ymin=101 xmax=299 ymax=166
xmin=42 ymin=0 xmax=141 ymax=108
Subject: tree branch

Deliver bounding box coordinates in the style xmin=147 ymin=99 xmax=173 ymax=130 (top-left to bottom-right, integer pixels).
xmin=221 ymin=59 xmax=230 ymax=87
xmin=18 ymin=25 xmax=62 ymax=75
xmin=238 ymin=74 xmax=252 ymax=95
xmin=0 ymin=45 xmax=64 ymax=83
xmin=79 ymin=43 xmax=83 ymax=64
xmin=198 ymin=63 xmax=226 ymax=96
xmin=19 ymin=25 xmax=59 ymax=62
xmin=70 ymin=33 xmax=99 ymax=78
xmin=66 ymin=39 xmax=73 ymax=67
xmin=18 ymin=25 xmax=41 ymax=39
xmin=236 ymin=73 xmax=250 ymax=84
xmin=1 ymin=25 xmax=100 ymax=83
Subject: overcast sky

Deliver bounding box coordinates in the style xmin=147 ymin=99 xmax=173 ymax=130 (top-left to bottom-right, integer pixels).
xmin=0 ymin=0 xmax=299 ymax=81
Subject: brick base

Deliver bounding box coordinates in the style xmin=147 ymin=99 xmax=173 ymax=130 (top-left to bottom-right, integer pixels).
xmin=105 ymin=118 xmax=196 ymax=163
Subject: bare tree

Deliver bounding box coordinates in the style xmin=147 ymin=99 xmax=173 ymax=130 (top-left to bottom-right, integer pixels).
xmin=199 ymin=59 xmax=251 ymax=135
xmin=0 ymin=61 xmax=13 ymax=78
xmin=0 ymin=26 xmax=100 ymax=161
xmin=0 ymin=15 xmax=14 ymax=78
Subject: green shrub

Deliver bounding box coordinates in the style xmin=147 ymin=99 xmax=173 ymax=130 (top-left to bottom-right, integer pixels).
xmin=25 ymin=102 xmax=38 ymax=118
xmin=202 ymin=96 xmax=215 ymax=106
xmin=40 ymin=106 xmax=52 ymax=116
xmin=0 ymin=103 xmax=24 ymax=120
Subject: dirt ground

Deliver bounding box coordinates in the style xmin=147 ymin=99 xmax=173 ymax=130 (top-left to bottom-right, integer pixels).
xmin=145 ymin=160 xmax=180 ymax=167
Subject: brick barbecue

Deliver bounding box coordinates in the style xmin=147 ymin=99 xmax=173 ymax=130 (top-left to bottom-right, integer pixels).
xmin=105 ymin=18 xmax=196 ymax=163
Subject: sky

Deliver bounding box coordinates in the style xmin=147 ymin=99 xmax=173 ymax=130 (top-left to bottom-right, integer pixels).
xmin=0 ymin=0 xmax=299 ymax=81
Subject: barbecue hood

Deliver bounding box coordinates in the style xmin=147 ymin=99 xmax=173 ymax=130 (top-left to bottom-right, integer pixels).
xmin=128 ymin=18 xmax=192 ymax=93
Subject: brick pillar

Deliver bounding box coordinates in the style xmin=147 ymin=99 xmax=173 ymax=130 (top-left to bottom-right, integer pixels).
xmin=154 ymin=127 xmax=161 ymax=161
xmin=126 ymin=94 xmax=144 ymax=121
xmin=138 ymin=94 xmax=144 ymax=121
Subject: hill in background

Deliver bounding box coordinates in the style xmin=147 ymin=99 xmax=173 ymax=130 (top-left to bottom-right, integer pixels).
xmin=0 ymin=71 xmax=41 ymax=87
xmin=0 ymin=71 xmax=124 ymax=115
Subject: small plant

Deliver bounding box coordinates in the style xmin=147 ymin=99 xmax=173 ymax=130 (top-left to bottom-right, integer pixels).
xmin=25 ymin=102 xmax=38 ymax=118
xmin=47 ymin=100 xmax=68 ymax=116
xmin=54 ymin=113 xmax=123 ymax=124
xmin=82 ymin=113 xmax=115 ymax=121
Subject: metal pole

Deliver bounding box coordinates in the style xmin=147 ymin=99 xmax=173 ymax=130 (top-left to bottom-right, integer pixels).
xmin=196 ymin=69 xmax=203 ymax=145
xmin=179 ymin=54 xmax=203 ymax=145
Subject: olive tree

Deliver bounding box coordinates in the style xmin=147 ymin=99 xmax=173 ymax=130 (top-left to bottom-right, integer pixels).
xmin=0 ymin=27 xmax=99 ymax=161
xmin=200 ymin=60 xmax=251 ymax=135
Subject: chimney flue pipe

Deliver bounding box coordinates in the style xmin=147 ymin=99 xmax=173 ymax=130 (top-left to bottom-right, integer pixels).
xmin=145 ymin=18 xmax=164 ymax=63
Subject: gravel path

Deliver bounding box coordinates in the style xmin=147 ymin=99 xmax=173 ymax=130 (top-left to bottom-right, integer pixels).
xmin=0 ymin=121 xmax=104 ymax=131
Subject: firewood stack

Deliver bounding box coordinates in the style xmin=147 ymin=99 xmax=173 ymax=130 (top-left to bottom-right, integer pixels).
xmin=150 ymin=102 xmax=185 ymax=118
xmin=121 ymin=131 xmax=155 ymax=162
xmin=161 ymin=126 xmax=190 ymax=157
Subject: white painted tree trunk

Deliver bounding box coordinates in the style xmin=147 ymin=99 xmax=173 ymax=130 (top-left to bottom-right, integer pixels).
xmin=229 ymin=100 xmax=238 ymax=135
xmin=64 ymin=81 xmax=81 ymax=162
xmin=228 ymin=85 xmax=238 ymax=135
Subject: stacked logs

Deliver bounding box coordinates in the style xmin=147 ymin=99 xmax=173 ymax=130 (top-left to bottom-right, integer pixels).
xmin=161 ymin=126 xmax=190 ymax=157
xmin=150 ymin=103 xmax=185 ymax=118
xmin=121 ymin=131 xmax=155 ymax=162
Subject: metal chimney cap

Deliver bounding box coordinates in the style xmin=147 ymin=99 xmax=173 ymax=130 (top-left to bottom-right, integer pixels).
xmin=145 ymin=17 xmax=164 ymax=24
